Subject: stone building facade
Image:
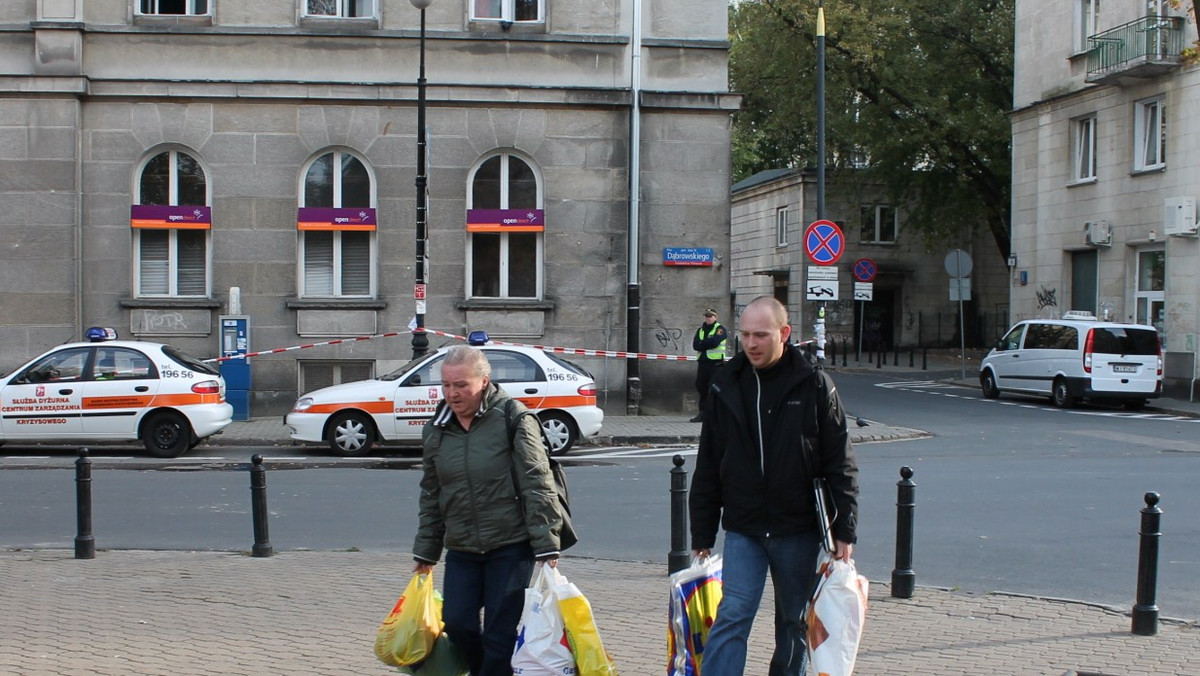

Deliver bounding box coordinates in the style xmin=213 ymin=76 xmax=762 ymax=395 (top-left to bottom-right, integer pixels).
xmin=730 ymin=169 xmax=1009 ymax=353
xmin=1012 ymin=1 xmax=1200 ymax=395
xmin=0 ymin=0 xmax=736 ymax=415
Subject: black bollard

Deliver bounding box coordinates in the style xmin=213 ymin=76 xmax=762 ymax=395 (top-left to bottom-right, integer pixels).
xmin=75 ymin=448 xmax=95 ymax=560
xmin=669 ymin=455 xmax=690 ymax=574
xmin=828 ymin=340 xmax=836 ymax=365
xmin=842 ymin=338 xmax=848 ymax=367
xmin=893 ymin=347 xmax=899 ymax=366
xmin=250 ymin=455 xmax=274 ymax=557
xmin=1131 ymin=492 xmax=1162 ymax=635
xmin=876 ymin=348 xmax=882 ymax=369
xmin=891 ymin=466 xmax=916 ymax=598
xmin=922 ymin=347 xmax=928 ymax=371
xmin=908 ymin=347 xmax=914 ymax=368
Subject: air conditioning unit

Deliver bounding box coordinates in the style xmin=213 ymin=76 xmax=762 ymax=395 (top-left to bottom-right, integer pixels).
xmin=1084 ymin=220 xmax=1112 ymax=246
xmin=1164 ymin=197 xmax=1198 ymax=237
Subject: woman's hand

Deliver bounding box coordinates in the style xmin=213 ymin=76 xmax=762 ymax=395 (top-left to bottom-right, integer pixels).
xmin=413 ymin=561 xmax=434 ymax=574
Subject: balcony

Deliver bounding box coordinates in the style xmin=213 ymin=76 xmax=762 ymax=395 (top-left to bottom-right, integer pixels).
xmin=1086 ymin=15 xmax=1184 ymax=84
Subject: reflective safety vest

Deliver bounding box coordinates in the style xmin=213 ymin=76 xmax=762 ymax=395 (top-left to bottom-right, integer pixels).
xmin=699 ymin=323 xmax=727 ymax=361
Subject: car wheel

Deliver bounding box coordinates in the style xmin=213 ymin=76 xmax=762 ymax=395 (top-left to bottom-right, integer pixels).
xmin=326 ymin=412 xmax=376 ymax=457
xmin=141 ymin=411 xmax=193 ymax=458
xmin=1052 ymin=377 xmax=1076 ymax=409
xmin=980 ymin=370 xmax=1000 ymax=399
xmin=539 ymin=412 xmax=577 ymax=456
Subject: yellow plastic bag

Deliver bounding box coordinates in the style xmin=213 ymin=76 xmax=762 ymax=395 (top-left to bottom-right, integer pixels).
xmin=374 ymin=572 xmax=443 ymax=667
xmin=550 ymin=566 xmax=618 ymax=676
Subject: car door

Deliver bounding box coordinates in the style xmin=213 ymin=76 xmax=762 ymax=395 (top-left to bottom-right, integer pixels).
xmin=80 ymin=346 xmax=161 ymax=438
xmin=392 ymin=354 xmax=447 ymax=441
xmin=0 ymin=347 xmax=89 ymax=439
xmin=989 ymin=324 xmax=1027 ymax=391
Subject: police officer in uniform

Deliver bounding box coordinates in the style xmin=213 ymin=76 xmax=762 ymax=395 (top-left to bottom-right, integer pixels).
xmin=691 ymin=308 xmax=728 ymax=422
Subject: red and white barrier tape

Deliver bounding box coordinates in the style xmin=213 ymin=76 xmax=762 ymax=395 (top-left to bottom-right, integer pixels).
xmin=206 ymin=327 xmax=699 ymax=363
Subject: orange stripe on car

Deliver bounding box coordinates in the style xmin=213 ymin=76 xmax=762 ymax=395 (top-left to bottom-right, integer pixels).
xmin=515 ymin=395 xmax=595 ymax=409
xmin=306 ymin=401 xmax=394 ymax=415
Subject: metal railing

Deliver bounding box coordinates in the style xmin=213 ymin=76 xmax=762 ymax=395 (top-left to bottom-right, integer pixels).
xmin=1087 ymin=15 xmax=1184 ymax=79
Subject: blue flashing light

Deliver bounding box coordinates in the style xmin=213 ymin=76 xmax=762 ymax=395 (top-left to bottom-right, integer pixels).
xmin=85 ymin=327 xmax=118 ymax=342
xmin=467 ymin=330 xmax=489 ymax=346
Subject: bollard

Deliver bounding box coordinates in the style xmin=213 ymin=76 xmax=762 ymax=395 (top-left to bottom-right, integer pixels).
xmin=1131 ymin=491 xmax=1162 ymax=635
xmin=922 ymin=347 xmax=928 ymax=370
xmin=893 ymin=347 xmax=899 ymax=366
xmin=842 ymin=338 xmax=848 ymax=367
xmin=250 ymin=455 xmax=274 ymax=557
xmin=828 ymin=340 xmax=836 ymax=365
xmin=669 ymin=455 xmax=690 ymax=574
xmin=909 ymin=347 xmax=914 ymax=368
xmin=876 ymin=348 xmax=882 ymax=369
xmin=891 ymin=466 xmax=915 ymax=598
xmin=75 ymin=448 xmax=95 ymax=560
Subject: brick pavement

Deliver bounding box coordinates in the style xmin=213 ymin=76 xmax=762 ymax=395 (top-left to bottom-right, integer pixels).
xmin=3 ymin=549 xmax=1198 ymax=675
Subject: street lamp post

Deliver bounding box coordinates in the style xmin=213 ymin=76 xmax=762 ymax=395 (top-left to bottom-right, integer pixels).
xmin=410 ymin=0 xmax=431 ymax=359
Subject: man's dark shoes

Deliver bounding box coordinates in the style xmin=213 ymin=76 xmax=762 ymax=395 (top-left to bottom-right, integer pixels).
xmin=689 ymin=414 xmax=704 ymax=423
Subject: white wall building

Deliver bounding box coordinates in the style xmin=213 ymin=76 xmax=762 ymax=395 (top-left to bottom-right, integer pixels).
xmin=1012 ymin=1 xmax=1200 ymax=395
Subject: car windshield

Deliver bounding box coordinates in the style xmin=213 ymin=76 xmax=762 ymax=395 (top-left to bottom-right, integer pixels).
xmin=163 ymin=346 xmax=221 ymax=376
xmin=1091 ymin=328 xmax=1159 ymax=355
xmin=378 ymin=356 xmax=428 ymax=381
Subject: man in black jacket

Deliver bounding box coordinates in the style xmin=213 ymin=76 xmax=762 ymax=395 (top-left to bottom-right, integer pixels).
xmin=690 ymin=308 xmax=728 ymax=422
xmin=689 ymin=296 xmax=859 ymax=676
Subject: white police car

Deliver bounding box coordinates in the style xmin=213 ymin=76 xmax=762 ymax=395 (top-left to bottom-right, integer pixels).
xmin=286 ymin=332 xmax=604 ymax=456
xmin=0 ymin=328 xmax=234 ymax=457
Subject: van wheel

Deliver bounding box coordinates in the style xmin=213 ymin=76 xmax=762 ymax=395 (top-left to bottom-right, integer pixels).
xmin=539 ymin=412 xmax=577 ymax=456
xmin=142 ymin=411 xmax=193 ymax=458
xmin=326 ymin=412 xmax=376 ymax=456
xmin=980 ymin=370 xmax=1000 ymax=399
xmin=1052 ymin=378 xmax=1076 ymax=409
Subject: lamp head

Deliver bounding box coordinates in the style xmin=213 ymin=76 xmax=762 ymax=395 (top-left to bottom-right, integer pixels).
xmin=410 ymin=0 xmax=432 ymax=9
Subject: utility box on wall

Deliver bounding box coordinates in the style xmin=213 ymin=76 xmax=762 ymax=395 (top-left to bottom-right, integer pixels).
xmin=1164 ymin=197 xmax=1198 ymax=237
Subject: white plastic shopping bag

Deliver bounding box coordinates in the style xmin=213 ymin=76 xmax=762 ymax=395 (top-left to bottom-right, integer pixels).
xmin=667 ymin=554 xmax=722 ymax=676
xmin=804 ymin=553 xmax=868 ymax=676
xmin=512 ymin=564 xmax=577 ymax=675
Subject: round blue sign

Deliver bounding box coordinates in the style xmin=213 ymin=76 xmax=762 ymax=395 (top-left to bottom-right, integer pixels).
xmin=852 ymin=258 xmax=877 ymax=282
xmin=804 ymin=220 xmax=845 ymax=265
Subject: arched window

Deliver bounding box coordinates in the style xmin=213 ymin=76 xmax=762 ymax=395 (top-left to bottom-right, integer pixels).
xmin=298 ymin=149 xmax=376 ymax=298
xmin=132 ymin=148 xmax=210 ymax=298
xmin=466 ymin=152 xmax=543 ymax=299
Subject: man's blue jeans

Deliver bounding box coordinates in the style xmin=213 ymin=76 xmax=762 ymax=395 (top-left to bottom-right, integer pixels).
xmin=443 ymin=541 xmax=534 ymax=676
xmin=701 ymin=530 xmax=822 ymax=676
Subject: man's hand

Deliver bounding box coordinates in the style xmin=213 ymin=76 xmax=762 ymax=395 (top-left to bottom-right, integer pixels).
xmin=692 ymin=548 xmax=711 ymax=560
xmin=834 ymin=540 xmax=854 ymax=562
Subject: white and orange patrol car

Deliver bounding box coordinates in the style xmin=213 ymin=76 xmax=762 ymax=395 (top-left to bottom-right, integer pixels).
xmin=285 ymin=333 xmax=603 ymax=456
xmin=0 ymin=328 xmax=233 ymax=457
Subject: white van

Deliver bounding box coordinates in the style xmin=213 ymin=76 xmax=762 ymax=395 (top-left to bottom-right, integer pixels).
xmin=979 ymin=311 xmax=1162 ymax=409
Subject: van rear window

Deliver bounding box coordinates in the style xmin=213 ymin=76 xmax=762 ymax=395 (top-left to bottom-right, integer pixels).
xmin=1089 ymin=328 xmax=1159 ymax=355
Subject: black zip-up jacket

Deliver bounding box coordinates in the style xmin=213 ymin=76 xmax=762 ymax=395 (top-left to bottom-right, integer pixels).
xmin=689 ymin=345 xmax=859 ymax=548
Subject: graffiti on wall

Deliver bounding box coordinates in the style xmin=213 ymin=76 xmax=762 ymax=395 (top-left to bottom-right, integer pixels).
xmin=652 ymin=326 xmax=686 ymax=354
xmin=1036 ymin=286 xmax=1057 ymax=310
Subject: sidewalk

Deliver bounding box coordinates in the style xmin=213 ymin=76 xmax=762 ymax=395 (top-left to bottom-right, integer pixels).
xmin=3 ymin=549 xmax=1197 ymax=675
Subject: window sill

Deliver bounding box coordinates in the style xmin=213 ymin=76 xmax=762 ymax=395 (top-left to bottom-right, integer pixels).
xmin=857 ymin=241 xmax=898 ymax=247
xmin=298 ymin=15 xmax=380 ymax=31
xmin=455 ymin=299 xmax=555 ymax=311
xmin=1131 ymin=165 xmax=1166 ymax=177
xmin=467 ymin=19 xmax=547 ymax=35
xmin=120 ymin=298 xmax=223 ymax=309
xmin=132 ymin=14 xmax=214 ymax=28
xmin=1067 ymin=177 xmax=1098 ymax=187
xmin=287 ymin=298 xmax=388 ymax=310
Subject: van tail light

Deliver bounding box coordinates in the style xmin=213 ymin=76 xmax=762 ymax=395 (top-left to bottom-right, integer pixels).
xmin=1157 ymin=336 xmax=1164 ymax=377
xmin=1082 ymin=329 xmax=1094 ymax=374
xmin=192 ymin=380 xmax=221 ymax=394
xmin=577 ymin=383 xmax=597 ymax=397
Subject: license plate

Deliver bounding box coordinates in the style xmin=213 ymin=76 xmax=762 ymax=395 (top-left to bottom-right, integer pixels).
xmin=1112 ymin=364 xmax=1138 ymax=373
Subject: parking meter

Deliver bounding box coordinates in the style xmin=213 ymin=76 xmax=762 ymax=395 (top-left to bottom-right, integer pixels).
xmin=219 ymin=315 xmax=250 ymax=420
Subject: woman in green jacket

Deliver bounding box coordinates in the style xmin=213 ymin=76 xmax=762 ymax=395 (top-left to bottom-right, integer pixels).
xmin=412 ymin=346 xmax=563 ymax=676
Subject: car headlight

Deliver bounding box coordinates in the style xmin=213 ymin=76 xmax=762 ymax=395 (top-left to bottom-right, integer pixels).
xmin=293 ymin=397 xmax=314 ymax=412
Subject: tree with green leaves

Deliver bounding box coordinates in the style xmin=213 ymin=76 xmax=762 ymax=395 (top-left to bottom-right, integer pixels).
xmin=730 ymin=0 xmax=1015 ymax=259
